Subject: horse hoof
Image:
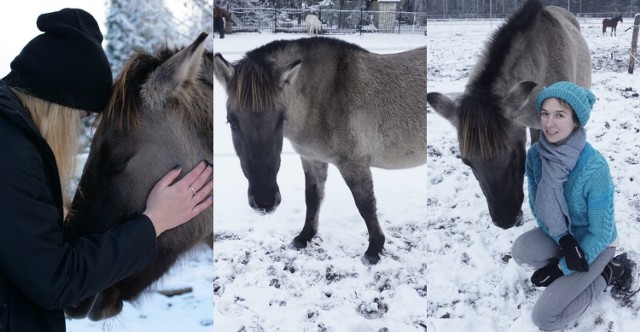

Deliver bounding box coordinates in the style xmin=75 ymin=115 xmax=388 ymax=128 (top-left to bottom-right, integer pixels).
xmin=291 ymin=236 xmax=308 ymax=249
xmin=362 ymin=252 xmax=381 ymax=265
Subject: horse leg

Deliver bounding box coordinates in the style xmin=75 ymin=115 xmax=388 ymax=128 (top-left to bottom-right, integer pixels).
xmin=292 ymin=157 xmax=328 ymax=249
xmin=336 ymin=162 xmax=384 ymax=264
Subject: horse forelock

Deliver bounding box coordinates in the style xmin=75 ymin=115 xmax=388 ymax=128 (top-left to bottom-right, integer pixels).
xmin=228 ymin=57 xmax=278 ymax=113
xmin=457 ymin=92 xmax=509 ymax=160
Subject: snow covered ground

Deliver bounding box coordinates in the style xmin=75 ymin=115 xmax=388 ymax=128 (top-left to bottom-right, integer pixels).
xmin=427 ymin=18 xmax=640 ymax=331
xmin=213 ymin=33 xmax=427 ymax=331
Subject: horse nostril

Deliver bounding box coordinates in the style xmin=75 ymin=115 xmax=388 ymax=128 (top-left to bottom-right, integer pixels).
xmin=248 ymin=195 xmax=257 ymax=209
xmin=275 ymin=192 xmax=282 ymax=205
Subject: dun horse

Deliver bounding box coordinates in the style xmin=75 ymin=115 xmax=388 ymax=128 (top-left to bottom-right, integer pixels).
xmin=427 ymin=0 xmax=591 ymax=229
xmin=602 ymin=15 xmax=623 ymax=36
xmin=63 ymin=33 xmax=213 ymax=320
xmin=214 ymin=37 xmax=426 ymax=264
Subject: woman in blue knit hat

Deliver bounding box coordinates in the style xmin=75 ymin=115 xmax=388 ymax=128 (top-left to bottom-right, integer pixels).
xmin=0 ymin=8 xmax=212 ymax=331
xmin=511 ymin=81 xmax=635 ymax=330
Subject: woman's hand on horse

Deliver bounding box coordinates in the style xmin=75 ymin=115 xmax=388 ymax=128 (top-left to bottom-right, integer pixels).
xmin=144 ymin=160 xmax=213 ymax=236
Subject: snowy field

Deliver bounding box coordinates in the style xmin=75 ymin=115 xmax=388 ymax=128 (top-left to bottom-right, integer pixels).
xmin=427 ymin=18 xmax=640 ymax=331
xmin=213 ymin=33 xmax=427 ymax=331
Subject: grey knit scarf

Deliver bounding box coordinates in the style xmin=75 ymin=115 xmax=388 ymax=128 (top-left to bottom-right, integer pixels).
xmin=534 ymin=127 xmax=586 ymax=236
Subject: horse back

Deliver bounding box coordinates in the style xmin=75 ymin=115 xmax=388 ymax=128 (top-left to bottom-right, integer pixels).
xmin=284 ymin=40 xmax=426 ymax=169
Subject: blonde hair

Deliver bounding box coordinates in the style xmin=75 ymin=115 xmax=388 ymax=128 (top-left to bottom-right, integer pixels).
xmin=11 ymin=88 xmax=82 ymax=216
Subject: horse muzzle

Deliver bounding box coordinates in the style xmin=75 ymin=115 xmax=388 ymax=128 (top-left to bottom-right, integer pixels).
xmin=64 ymin=290 xmax=124 ymax=321
xmin=490 ymin=209 xmax=524 ymax=229
xmin=248 ymin=191 xmax=281 ymax=214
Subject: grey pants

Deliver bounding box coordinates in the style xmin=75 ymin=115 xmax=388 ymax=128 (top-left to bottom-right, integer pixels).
xmin=511 ymin=228 xmax=615 ymax=331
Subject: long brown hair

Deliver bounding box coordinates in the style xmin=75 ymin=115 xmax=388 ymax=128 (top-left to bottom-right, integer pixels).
xmin=11 ymin=88 xmax=82 ymax=215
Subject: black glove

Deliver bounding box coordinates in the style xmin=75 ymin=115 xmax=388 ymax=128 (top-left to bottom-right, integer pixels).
xmin=559 ymin=234 xmax=589 ymax=272
xmin=531 ymin=263 xmax=564 ymax=287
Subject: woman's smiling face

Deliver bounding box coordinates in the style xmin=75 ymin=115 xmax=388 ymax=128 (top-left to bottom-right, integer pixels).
xmin=540 ymin=98 xmax=578 ymax=144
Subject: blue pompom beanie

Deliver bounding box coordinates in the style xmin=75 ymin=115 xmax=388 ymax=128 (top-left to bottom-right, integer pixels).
xmin=2 ymin=8 xmax=112 ymax=113
xmin=535 ymin=81 xmax=596 ymax=127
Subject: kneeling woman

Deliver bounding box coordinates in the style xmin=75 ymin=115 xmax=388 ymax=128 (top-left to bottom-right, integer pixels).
xmin=511 ymin=81 xmax=634 ymax=331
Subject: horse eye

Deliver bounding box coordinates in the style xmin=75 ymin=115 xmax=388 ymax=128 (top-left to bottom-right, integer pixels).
xmin=105 ymin=158 xmax=131 ymax=175
xmin=227 ymin=118 xmax=239 ymax=131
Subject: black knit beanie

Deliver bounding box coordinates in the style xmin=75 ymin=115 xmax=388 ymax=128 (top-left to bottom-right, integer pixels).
xmin=2 ymin=8 xmax=112 ymax=113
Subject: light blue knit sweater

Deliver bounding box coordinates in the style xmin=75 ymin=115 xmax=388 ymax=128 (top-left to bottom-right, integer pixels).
xmin=526 ymin=142 xmax=617 ymax=275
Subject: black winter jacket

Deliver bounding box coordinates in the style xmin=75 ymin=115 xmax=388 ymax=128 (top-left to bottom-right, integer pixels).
xmin=0 ymin=80 xmax=157 ymax=332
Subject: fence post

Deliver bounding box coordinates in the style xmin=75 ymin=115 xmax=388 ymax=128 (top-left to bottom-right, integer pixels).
xmin=629 ymin=14 xmax=640 ymax=74
xmin=359 ymin=6 xmax=363 ymax=35
xmin=274 ymin=8 xmax=278 ymax=33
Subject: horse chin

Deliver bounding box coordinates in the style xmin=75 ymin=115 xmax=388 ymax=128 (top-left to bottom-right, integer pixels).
xmin=86 ymin=290 xmax=124 ymax=321
xmin=64 ymin=295 xmax=97 ymax=319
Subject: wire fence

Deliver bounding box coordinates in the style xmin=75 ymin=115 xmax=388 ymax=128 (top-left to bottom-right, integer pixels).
xmin=224 ymin=7 xmax=427 ymax=35
xmin=426 ymin=12 xmax=640 ymax=20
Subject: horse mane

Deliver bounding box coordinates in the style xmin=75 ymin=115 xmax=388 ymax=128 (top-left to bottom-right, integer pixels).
xmin=99 ymin=52 xmax=161 ymax=132
xmin=229 ymin=37 xmax=366 ymax=112
xmin=99 ymin=47 xmax=213 ymax=135
xmin=459 ymin=0 xmax=543 ymax=159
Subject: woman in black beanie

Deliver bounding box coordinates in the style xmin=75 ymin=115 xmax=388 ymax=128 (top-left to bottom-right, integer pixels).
xmin=0 ymin=8 xmax=213 ymax=332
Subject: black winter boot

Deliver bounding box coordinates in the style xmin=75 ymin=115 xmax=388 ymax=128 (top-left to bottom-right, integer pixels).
xmin=602 ymin=253 xmax=636 ymax=301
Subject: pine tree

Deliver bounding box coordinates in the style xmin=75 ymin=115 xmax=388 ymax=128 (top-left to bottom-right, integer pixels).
xmin=105 ymin=0 xmax=176 ymax=76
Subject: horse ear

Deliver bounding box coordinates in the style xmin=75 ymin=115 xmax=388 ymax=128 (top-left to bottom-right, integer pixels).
xmin=279 ymin=59 xmax=302 ymax=87
xmin=505 ymin=81 xmax=539 ymax=128
xmin=213 ymin=53 xmax=234 ymax=89
xmin=427 ymin=92 xmax=459 ymax=128
xmin=144 ymin=33 xmax=208 ymax=101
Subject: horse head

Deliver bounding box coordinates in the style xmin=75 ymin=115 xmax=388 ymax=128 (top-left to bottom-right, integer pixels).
xmin=213 ymin=52 xmax=302 ymax=214
xmin=428 ymin=81 xmax=538 ymax=229
xmin=64 ymin=33 xmax=213 ymax=321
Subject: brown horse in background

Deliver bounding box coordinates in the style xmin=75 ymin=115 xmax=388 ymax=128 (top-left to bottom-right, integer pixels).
xmin=602 ymin=15 xmax=623 ymax=36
